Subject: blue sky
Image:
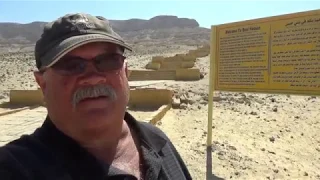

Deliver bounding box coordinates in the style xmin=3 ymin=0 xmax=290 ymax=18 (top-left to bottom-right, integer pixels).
xmin=0 ymin=0 xmax=319 ymax=28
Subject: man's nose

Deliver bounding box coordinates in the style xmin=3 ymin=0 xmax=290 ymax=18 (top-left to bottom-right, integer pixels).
xmin=77 ymin=63 xmax=107 ymax=85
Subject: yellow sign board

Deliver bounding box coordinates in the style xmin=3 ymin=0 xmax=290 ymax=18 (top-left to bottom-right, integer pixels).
xmin=210 ymin=9 xmax=320 ymax=96
xmin=207 ymin=9 xmax=320 ymax=147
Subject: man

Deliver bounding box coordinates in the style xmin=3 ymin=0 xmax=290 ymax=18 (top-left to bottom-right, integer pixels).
xmin=0 ymin=13 xmax=192 ymax=180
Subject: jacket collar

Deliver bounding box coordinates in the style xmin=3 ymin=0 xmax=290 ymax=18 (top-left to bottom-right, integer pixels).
xmin=124 ymin=112 xmax=167 ymax=153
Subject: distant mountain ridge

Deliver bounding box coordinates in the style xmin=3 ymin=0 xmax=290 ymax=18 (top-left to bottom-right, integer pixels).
xmin=110 ymin=15 xmax=200 ymax=31
xmin=0 ymin=15 xmax=210 ymax=46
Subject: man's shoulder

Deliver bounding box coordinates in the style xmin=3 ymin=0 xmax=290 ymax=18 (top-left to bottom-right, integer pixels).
xmin=0 ymin=134 xmax=42 ymax=165
xmin=0 ymin=135 xmax=34 ymax=157
xmin=0 ymin=135 xmax=39 ymax=179
xmin=0 ymin=133 xmax=62 ymax=179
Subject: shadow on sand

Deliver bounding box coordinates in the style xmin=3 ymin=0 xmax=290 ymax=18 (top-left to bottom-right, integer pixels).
xmin=0 ymin=102 xmax=28 ymax=109
xmin=206 ymin=146 xmax=225 ymax=180
xmin=0 ymin=102 xmax=40 ymax=110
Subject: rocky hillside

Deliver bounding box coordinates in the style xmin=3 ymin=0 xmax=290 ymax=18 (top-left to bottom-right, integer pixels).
xmin=0 ymin=15 xmax=210 ymax=47
xmin=110 ymin=15 xmax=199 ymax=31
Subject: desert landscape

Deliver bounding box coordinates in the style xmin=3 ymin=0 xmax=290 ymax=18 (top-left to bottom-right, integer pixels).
xmin=0 ymin=15 xmax=319 ymax=180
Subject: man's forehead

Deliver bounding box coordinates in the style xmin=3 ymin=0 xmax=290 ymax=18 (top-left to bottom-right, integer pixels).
xmin=67 ymin=42 xmax=123 ymax=57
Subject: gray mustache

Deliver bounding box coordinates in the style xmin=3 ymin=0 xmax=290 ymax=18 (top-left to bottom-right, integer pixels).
xmin=72 ymin=84 xmax=117 ymax=107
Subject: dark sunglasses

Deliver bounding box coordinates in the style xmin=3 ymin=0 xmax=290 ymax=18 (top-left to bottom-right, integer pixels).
xmin=41 ymin=53 xmax=126 ymax=76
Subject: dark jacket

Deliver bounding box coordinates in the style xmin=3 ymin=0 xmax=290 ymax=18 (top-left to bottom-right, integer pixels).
xmin=0 ymin=112 xmax=192 ymax=180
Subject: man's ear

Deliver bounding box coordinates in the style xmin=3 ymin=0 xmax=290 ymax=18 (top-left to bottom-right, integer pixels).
xmin=33 ymin=71 xmax=47 ymax=94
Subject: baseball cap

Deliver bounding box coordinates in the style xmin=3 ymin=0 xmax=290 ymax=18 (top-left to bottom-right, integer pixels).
xmin=34 ymin=13 xmax=133 ymax=70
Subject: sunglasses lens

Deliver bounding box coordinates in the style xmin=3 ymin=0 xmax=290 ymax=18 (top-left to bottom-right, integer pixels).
xmin=53 ymin=58 xmax=86 ymax=75
xmin=94 ymin=53 xmax=125 ymax=72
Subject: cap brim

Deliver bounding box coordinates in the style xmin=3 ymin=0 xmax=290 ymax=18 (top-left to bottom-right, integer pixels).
xmin=41 ymin=34 xmax=133 ymax=68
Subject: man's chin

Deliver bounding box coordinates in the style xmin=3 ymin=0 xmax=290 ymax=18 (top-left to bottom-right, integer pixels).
xmin=76 ymin=107 xmax=114 ymax=129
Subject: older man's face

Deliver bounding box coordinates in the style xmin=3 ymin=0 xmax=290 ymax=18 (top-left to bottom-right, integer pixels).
xmin=34 ymin=42 xmax=130 ymax=132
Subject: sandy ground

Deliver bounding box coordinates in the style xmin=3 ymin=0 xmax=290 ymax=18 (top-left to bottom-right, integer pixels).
xmin=157 ymin=94 xmax=319 ymax=180
xmin=0 ymin=46 xmax=319 ymax=180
